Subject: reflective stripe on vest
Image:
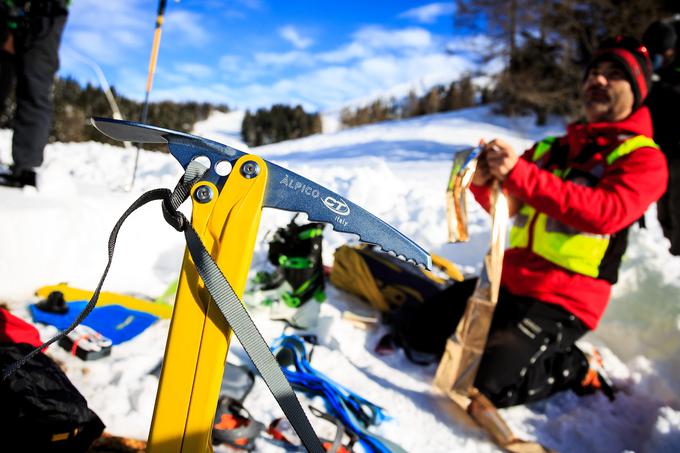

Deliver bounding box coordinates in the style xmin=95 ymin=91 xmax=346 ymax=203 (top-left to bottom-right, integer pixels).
xmin=532 ymin=136 xmax=556 ymax=162
xmin=509 ymin=135 xmax=659 ymax=278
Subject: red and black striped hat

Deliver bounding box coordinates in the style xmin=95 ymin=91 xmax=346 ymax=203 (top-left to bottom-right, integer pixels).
xmin=587 ymin=35 xmax=653 ymax=109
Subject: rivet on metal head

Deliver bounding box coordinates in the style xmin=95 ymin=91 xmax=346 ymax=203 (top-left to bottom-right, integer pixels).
xmin=194 ymin=185 xmax=213 ymax=203
xmin=241 ymin=161 xmax=260 ymax=179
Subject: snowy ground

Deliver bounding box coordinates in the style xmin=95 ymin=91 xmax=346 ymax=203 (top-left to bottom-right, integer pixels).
xmin=1 ymin=106 xmax=679 ymax=452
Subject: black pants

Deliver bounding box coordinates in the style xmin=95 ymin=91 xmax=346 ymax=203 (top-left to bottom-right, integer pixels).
xmin=0 ymin=14 xmax=67 ymax=171
xmin=434 ymin=281 xmax=590 ymax=408
xmin=658 ymin=156 xmax=680 ymax=256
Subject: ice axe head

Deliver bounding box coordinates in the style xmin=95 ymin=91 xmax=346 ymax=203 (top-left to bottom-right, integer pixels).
xmin=91 ymin=117 xmax=432 ymax=269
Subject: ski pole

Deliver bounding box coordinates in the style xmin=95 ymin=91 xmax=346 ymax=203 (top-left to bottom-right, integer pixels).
xmin=130 ymin=0 xmax=168 ymax=190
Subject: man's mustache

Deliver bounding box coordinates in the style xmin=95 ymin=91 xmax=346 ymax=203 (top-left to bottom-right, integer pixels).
xmin=585 ymin=86 xmax=610 ymax=101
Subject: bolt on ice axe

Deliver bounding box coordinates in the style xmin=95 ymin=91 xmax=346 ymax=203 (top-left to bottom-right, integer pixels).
xmin=92 ymin=118 xmax=431 ymax=453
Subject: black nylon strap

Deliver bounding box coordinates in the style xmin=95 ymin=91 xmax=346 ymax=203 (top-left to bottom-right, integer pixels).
xmin=3 ymin=165 xmax=324 ymax=453
xmin=1 ymin=188 xmax=171 ymax=379
xmin=183 ymin=222 xmax=324 ymax=453
xmin=165 ymin=163 xmax=321 ymax=451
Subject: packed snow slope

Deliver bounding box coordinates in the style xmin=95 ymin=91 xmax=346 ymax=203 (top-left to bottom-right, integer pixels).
xmin=1 ymin=106 xmax=679 ymax=452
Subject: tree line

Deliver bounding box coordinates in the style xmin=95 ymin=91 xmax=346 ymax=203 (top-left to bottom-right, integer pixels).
xmin=241 ymin=105 xmax=322 ymax=147
xmin=51 ymin=77 xmax=226 ymax=147
xmin=1 ymin=77 xmax=323 ymax=150
xmin=455 ymin=0 xmax=680 ymax=124
xmin=0 ymin=76 xmax=227 ymax=150
xmin=6 ymin=0 xmax=678 ymax=149
xmin=340 ymin=76 xmax=481 ymax=128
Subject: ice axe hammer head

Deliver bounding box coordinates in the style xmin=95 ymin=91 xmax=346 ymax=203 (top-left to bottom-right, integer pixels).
xmin=91 ymin=117 xmax=432 ymax=269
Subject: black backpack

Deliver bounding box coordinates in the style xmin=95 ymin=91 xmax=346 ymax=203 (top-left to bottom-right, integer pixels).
xmin=0 ymin=343 xmax=105 ymax=452
xmin=390 ymin=278 xmax=477 ymax=365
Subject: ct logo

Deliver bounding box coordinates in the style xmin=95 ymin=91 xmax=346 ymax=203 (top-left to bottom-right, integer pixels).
xmin=322 ymin=196 xmax=350 ymax=216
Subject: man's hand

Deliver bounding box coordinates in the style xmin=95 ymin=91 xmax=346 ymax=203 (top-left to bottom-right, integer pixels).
xmin=484 ymin=138 xmax=519 ymax=181
xmin=471 ymin=140 xmax=492 ymax=186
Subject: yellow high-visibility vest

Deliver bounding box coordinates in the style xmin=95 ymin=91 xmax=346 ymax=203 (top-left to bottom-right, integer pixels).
xmin=509 ymin=135 xmax=659 ymax=279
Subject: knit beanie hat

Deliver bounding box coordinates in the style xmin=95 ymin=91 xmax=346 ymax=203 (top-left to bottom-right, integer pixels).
xmin=642 ymin=20 xmax=677 ymax=55
xmin=587 ymin=36 xmax=653 ymax=109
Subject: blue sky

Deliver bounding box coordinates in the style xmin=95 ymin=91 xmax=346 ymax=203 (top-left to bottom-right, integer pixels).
xmin=60 ymin=1 xmax=486 ymax=111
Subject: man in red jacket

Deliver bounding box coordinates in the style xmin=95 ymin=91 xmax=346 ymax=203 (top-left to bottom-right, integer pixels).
xmin=468 ymin=36 xmax=667 ymax=407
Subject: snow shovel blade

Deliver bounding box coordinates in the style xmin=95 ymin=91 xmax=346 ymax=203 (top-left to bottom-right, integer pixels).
xmin=446 ymin=145 xmax=482 ymax=243
xmin=264 ymin=161 xmax=432 ymax=269
xmin=92 ymin=117 xmax=432 ymax=269
xmin=452 ymin=145 xmax=482 ymax=178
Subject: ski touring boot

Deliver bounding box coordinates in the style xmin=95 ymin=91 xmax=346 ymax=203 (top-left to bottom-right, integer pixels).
xmin=266 ymin=217 xmax=327 ymax=329
xmin=577 ymin=346 xmax=616 ymax=401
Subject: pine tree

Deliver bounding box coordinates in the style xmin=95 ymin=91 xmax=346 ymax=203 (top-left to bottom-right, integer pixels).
xmin=458 ymin=77 xmax=476 ymax=109
xmin=443 ymin=82 xmax=460 ymax=111
xmin=404 ymin=90 xmax=420 ymax=118
xmin=241 ymin=104 xmax=321 ymax=147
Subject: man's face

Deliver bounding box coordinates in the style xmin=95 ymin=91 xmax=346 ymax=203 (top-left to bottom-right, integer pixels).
xmin=662 ymin=47 xmax=675 ymax=67
xmin=583 ymin=60 xmax=635 ymax=123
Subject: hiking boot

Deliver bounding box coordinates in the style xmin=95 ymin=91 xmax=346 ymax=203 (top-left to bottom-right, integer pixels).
xmin=576 ymin=347 xmax=616 ymax=401
xmin=0 ymin=166 xmax=37 ymax=188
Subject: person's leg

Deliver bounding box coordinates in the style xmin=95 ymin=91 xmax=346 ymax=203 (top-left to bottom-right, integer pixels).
xmin=473 ymin=290 xmax=590 ymax=408
xmin=667 ymin=156 xmax=680 ymax=256
xmin=0 ymin=51 xmax=16 ymax=125
xmin=658 ymin=188 xmax=672 ymax=243
xmin=12 ymin=15 xmax=66 ymax=171
xmin=0 ymin=50 xmax=15 ymax=175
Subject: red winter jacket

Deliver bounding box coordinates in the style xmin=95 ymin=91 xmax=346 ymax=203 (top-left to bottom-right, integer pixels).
xmin=471 ymin=107 xmax=667 ymax=329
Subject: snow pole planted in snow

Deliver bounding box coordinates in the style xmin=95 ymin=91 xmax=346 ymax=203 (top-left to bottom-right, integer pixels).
xmin=90 ymin=118 xmax=432 ymax=453
xmin=142 ymin=0 xmax=167 ymax=123
xmin=130 ymin=0 xmax=168 ymax=189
